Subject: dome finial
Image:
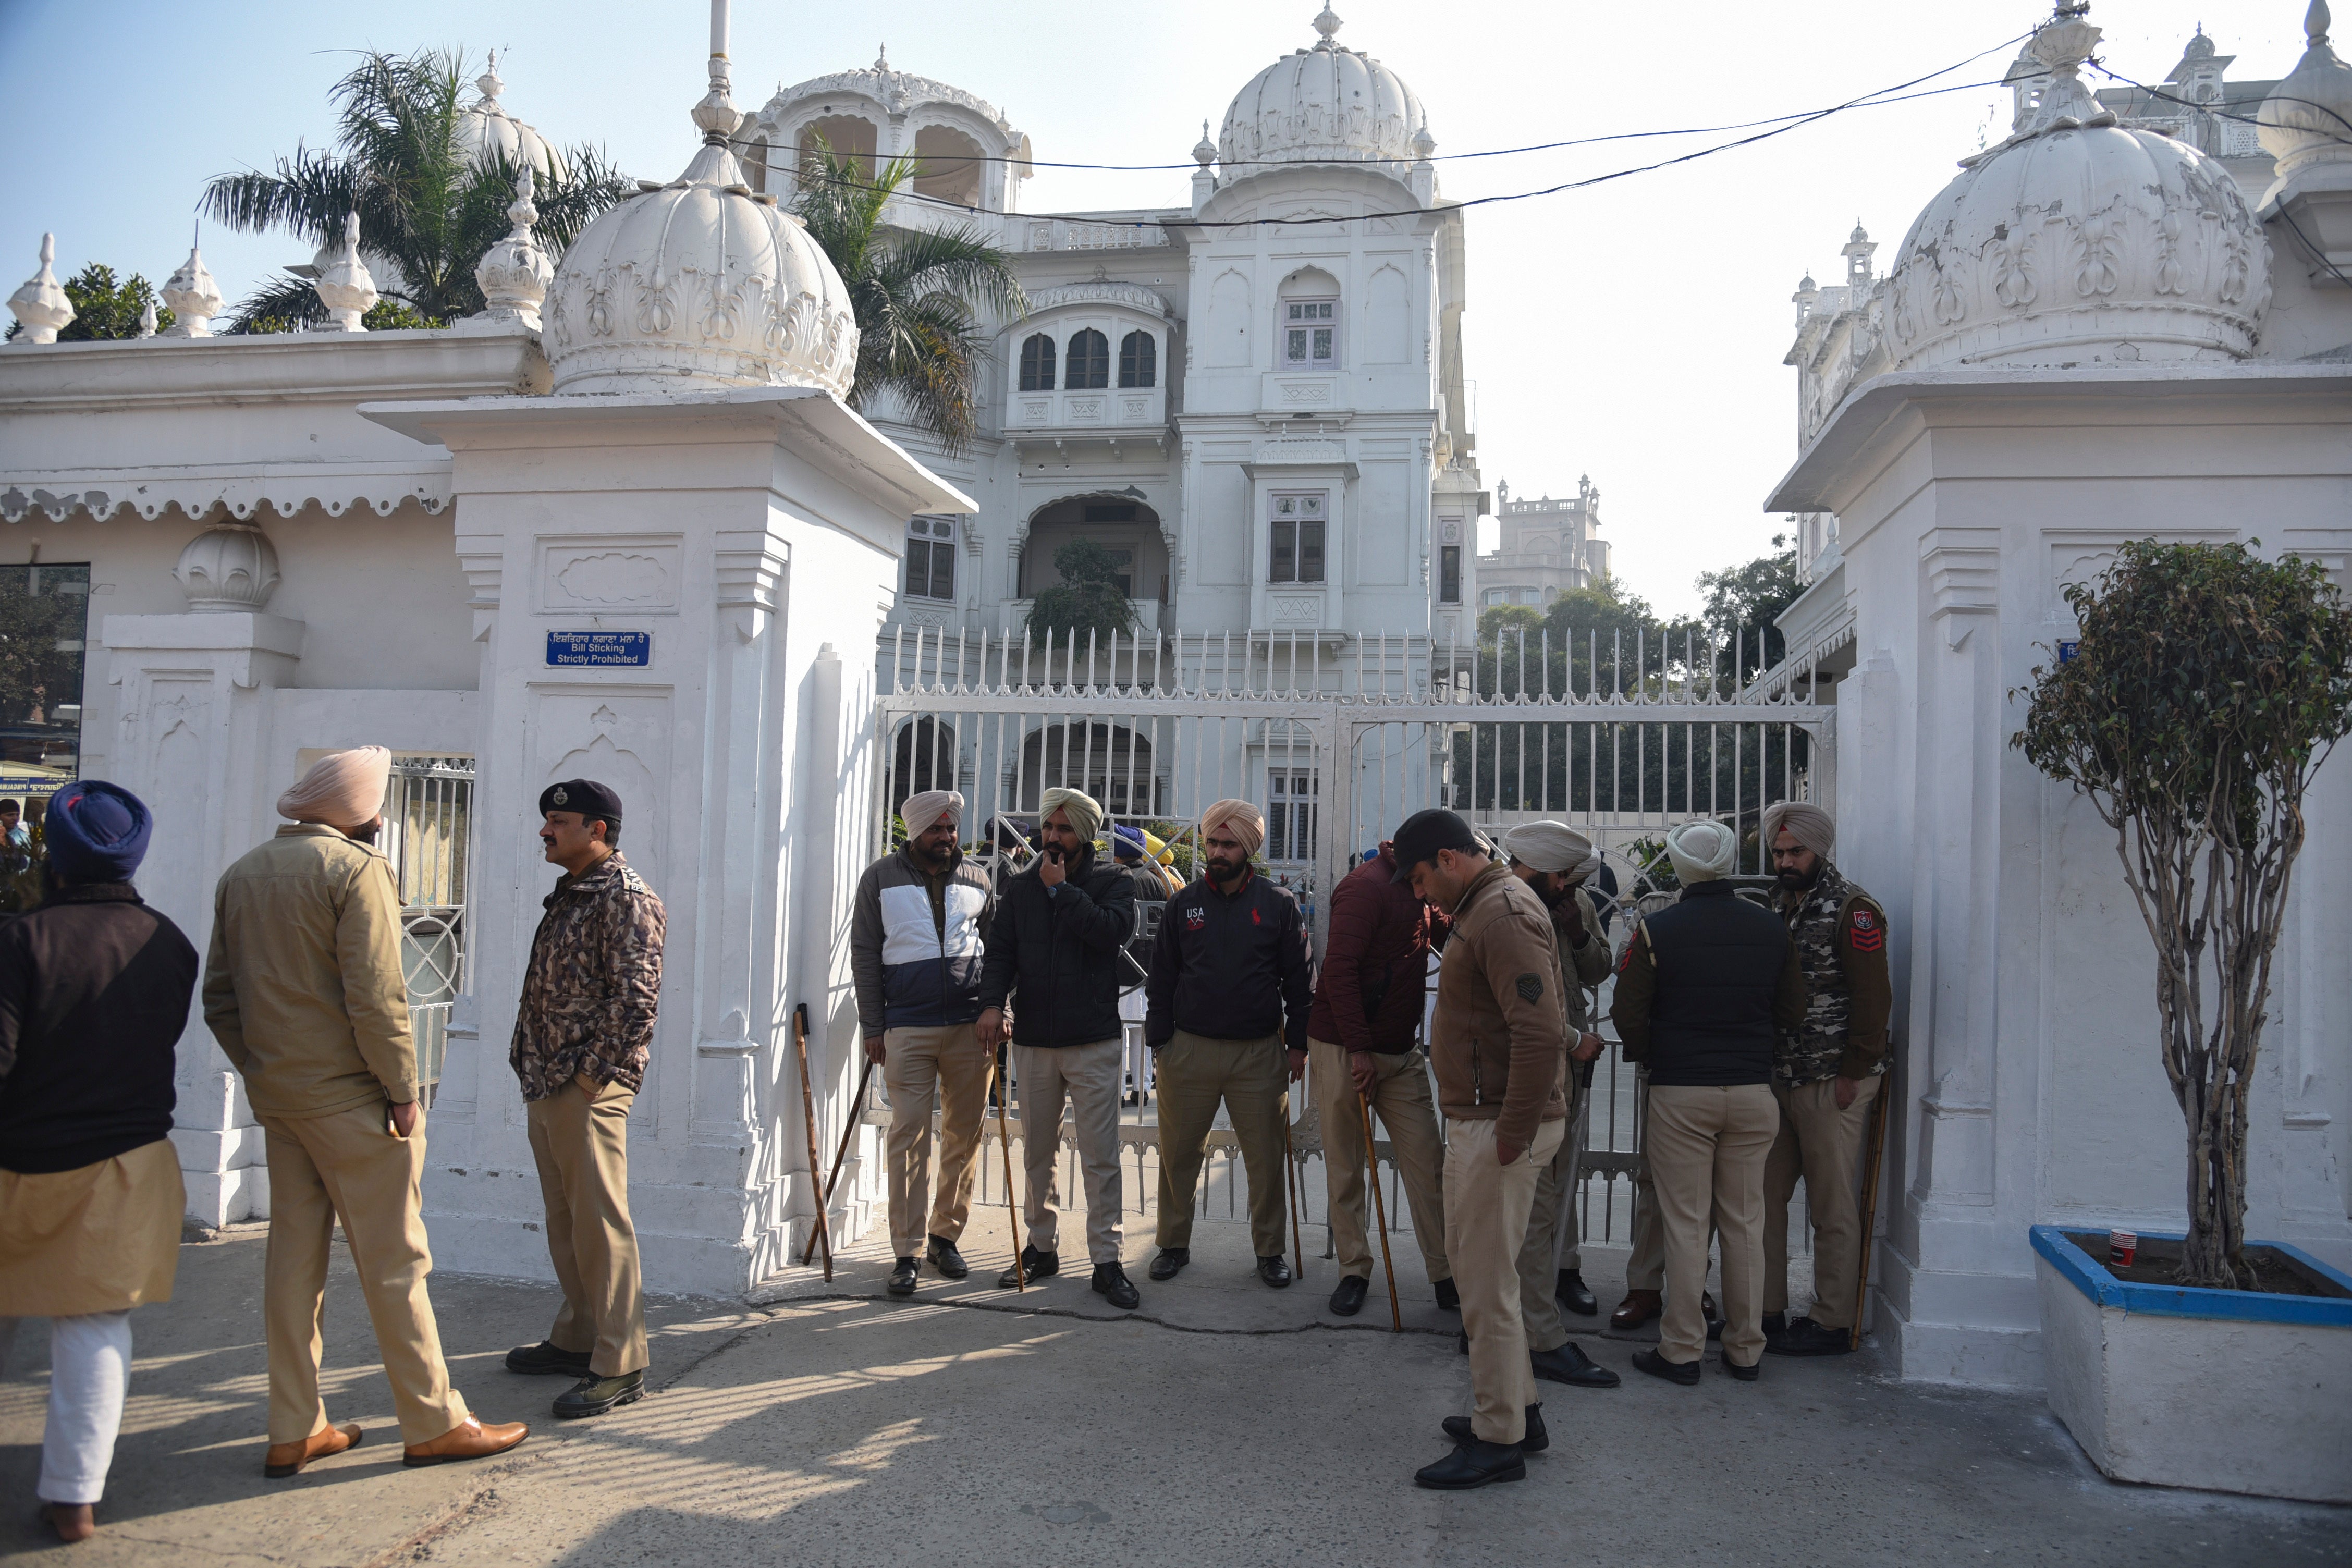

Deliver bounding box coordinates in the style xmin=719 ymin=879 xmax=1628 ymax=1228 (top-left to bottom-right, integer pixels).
xmin=2310 ymin=0 xmax=2332 ymax=47
xmin=1313 ymin=4 xmax=1342 ymax=47
xmin=2012 ymin=2 xmax=2111 ymax=139
xmin=876 ymin=42 xmax=891 ymax=72
xmin=476 ymin=49 xmax=505 ymax=109
xmin=692 ymin=0 xmax=738 ymax=148
xmin=6 ymin=233 xmax=74 ymax=346
xmin=1194 ymin=119 xmax=1217 ymax=166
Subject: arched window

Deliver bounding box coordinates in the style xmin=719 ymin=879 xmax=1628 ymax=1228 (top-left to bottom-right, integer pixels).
xmin=1118 ymin=330 xmax=1156 ymax=388
xmin=1065 ymin=328 xmax=1110 ymax=389
xmin=1019 ymin=333 xmax=1056 ymax=391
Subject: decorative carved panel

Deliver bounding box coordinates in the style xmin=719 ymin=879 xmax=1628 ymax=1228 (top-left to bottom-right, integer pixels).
xmin=537 ymin=534 xmax=682 ymax=614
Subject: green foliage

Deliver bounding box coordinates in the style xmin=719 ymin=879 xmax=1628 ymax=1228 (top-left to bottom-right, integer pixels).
xmin=203 ymin=47 xmax=631 ymax=332
xmin=792 ymin=138 xmax=1026 ymax=454
xmin=1027 ymin=538 xmax=1138 ymax=648
xmin=1694 ymin=533 xmax=1802 ymax=679
xmin=2014 ymin=540 xmax=2352 ymax=1288
xmin=65 ymin=265 xmax=173 ymax=339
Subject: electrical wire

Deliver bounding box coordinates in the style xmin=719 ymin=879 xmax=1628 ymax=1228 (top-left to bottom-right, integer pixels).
xmin=759 ymin=30 xmax=2039 ymax=232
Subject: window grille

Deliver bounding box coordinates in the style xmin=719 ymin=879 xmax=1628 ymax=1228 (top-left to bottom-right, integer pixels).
xmin=1019 ymin=333 xmax=1056 ymax=390
xmin=381 ymin=756 xmax=474 ymax=1093
xmin=1118 ymin=330 xmax=1156 ymax=388
xmin=1270 ymin=492 xmax=1327 ymax=584
xmin=904 ymin=517 xmax=958 ymax=602
xmin=1283 ymin=299 xmax=1337 ymax=368
xmin=1065 ymin=328 xmax=1110 ymax=389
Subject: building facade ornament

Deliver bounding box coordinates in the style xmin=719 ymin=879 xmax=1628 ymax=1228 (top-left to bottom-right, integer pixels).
xmin=174 ymin=522 xmax=284 ymax=611
xmin=160 ymin=241 xmax=223 ymax=337
xmin=311 ymin=212 xmax=380 ymax=332
xmin=1217 ymin=7 xmax=1427 ymax=177
xmin=1882 ymin=5 xmax=2270 ymax=371
xmin=457 ymin=52 xmax=569 ymax=182
xmin=1024 ymin=281 xmax=1171 ymax=318
xmin=7 ymin=234 xmax=74 ymax=346
xmin=470 ymin=168 xmax=554 ymax=333
xmin=2257 ymin=2 xmax=2352 ymax=278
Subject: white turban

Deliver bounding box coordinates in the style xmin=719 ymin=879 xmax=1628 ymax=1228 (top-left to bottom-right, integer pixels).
xmin=1201 ymin=798 xmax=1266 ymax=855
xmin=277 ymin=746 xmax=391 ymax=829
xmin=1665 ymin=818 xmax=1738 ymax=884
xmin=901 ymin=789 xmax=963 ymax=840
xmin=1761 ymin=801 xmax=1834 ymax=861
xmin=1501 ymin=820 xmax=1595 ymax=876
xmin=1039 ymin=786 xmax=1103 ymax=844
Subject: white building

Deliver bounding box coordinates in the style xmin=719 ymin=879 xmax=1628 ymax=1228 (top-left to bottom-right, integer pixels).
xmin=1769 ymin=3 xmax=2352 ymax=1387
xmin=1475 ymin=476 xmax=1609 ymax=607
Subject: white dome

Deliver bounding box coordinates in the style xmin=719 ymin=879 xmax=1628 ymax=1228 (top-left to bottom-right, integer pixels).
xmin=2258 ymin=3 xmax=2352 ymax=190
xmin=1217 ymin=6 xmax=1427 ymax=175
xmin=457 ymin=55 xmax=569 ymax=183
xmin=542 ymin=83 xmax=859 ymax=397
xmin=1883 ymin=9 xmax=2268 ymax=372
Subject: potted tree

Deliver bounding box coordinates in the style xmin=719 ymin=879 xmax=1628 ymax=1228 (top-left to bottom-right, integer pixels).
xmin=2014 ymin=540 xmax=2352 ymax=1502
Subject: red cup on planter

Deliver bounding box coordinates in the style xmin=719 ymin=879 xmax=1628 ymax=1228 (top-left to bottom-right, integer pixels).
xmin=2109 ymin=1229 xmax=2137 ymax=1267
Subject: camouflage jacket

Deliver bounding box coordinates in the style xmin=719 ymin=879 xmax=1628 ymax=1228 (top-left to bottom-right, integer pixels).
xmin=511 ymin=851 xmax=666 ymax=1102
xmin=1549 ymin=885 xmax=1613 ymax=1035
xmin=1771 ymin=861 xmax=1891 ymax=1085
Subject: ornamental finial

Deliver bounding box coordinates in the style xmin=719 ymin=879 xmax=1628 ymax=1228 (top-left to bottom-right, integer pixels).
xmin=6 ymin=232 xmax=74 ymax=346
xmin=1313 ymin=5 xmax=1342 ymax=46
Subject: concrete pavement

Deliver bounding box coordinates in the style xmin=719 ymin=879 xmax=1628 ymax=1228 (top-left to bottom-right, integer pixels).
xmin=2 ymin=1208 xmax=2345 ymax=1567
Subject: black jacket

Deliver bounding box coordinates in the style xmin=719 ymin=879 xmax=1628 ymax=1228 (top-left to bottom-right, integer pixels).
xmin=1145 ymin=871 xmax=1315 ymax=1052
xmin=1609 ymin=880 xmax=1806 ymax=1087
xmin=977 ymin=850 xmax=1137 ymax=1049
xmin=0 ymin=882 xmax=199 ymax=1174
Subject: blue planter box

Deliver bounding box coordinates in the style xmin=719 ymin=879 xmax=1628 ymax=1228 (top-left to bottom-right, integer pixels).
xmin=2030 ymin=1224 xmax=2352 ymax=1501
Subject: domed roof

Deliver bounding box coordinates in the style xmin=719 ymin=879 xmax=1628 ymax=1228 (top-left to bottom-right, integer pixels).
xmin=456 ymin=55 xmax=568 ymax=183
xmin=2258 ymin=2 xmax=2352 ymax=188
xmin=1217 ymin=6 xmax=1427 ymax=175
xmin=1882 ymin=6 xmax=2268 ymax=372
xmin=542 ymin=55 xmax=859 ymax=397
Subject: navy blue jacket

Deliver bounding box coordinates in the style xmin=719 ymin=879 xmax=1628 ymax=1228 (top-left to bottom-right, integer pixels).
xmin=1144 ymin=871 xmax=1315 ymax=1052
xmin=977 ymin=850 xmax=1137 ymax=1048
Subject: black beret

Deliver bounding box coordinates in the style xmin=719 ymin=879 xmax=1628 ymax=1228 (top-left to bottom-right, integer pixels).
xmin=540 ymin=778 xmax=623 ymax=826
xmin=1389 ymin=807 xmax=1479 ymax=884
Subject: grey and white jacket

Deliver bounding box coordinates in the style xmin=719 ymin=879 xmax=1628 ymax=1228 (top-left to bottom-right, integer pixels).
xmin=850 ymin=844 xmax=994 ymax=1036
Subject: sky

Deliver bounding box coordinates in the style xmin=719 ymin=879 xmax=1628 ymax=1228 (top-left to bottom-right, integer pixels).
xmin=0 ymin=0 xmax=2311 ymax=616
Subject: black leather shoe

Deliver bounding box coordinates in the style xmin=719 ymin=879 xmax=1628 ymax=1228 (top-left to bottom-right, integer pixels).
xmin=505 ymin=1341 xmax=592 ymax=1377
xmin=1556 ymin=1268 xmax=1598 ymax=1317
xmin=1530 ymin=1342 xmax=1621 ymax=1388
xmin=1766 ymin=1316 xmax=1854 ymax=1357
xmin=1329 ymin=1275 xmax=1369 ymax=1316
xmin=1091 ymin=1261 xmax=1140 ymax=1309
xmin=1414 ymin=1438 xmax=1526 ymax=1490
xmin=1257 ymin=1255 xmax=1293 ymax=1289
xmin=1434 ymin=1277 xmax=1460 ymax=1312
xmin=1702 ymin=1292 xmax=1724 ymax=1341
xmin=1442 ymin=1403 xmax=1547 ymax=1454
xmin=926 ymin=1235 xmax=969 ymax=1280
xmin=1725 ymin=1355 xmax=1761 ymax=1381
xmin=1761 ymin=1310 xmax=1787 ymax=1339
xmin=887 ymin=1257 xmax=918 ymax=1297
xmin=553 ymin=1369 xmax=645 ymax=1418
xmin=1148 ymin=1247 xmax=1190 ymax=1281
xmin=996 ymin=1245 xmax=1057 ymax=1289
xmin=1632 ymin=1348 xmax=1701 ymax=1385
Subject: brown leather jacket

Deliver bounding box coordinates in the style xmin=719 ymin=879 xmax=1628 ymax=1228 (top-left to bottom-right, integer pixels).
xmin=1429 ymin=861 xmax=1569 ymax=1150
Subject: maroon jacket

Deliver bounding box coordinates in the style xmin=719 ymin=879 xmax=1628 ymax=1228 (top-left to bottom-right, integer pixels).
xmin=1305 ymin=843 xmax=1451 ymax=1055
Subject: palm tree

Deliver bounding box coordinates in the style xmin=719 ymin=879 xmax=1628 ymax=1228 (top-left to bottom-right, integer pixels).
xmin=792 ymin=140 xmax=1026 ymax=454
xmin=202 ymin=48 xmax=631 ymax=331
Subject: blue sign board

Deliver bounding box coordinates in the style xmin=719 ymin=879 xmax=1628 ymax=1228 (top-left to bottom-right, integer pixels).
xmin=546 ymin=630 xmax=651 ymax=668
xmin=2057 ymin=640 xmax=2080 ymax=664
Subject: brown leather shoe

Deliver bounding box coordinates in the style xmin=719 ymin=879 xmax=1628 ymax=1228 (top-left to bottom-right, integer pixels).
xmin=263 ymin=1421 xmax=363 ymax=1479
xmin=402 ymin=1416 xmax=529 ymax=1467
xmin=39 ymin=1503 xmax=96 ymax=1543
xmin=1610 ymin=1289 xmax=1662 ymax=1330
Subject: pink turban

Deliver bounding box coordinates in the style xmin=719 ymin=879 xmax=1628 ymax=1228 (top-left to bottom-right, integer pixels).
xmin=1761 ymin=801 xmax=1835 ymax=860
xmin=277 ymin=745 xmax=392 ymax=829
xmin=1201 ymin=798 xmax=1266 ymax=855
xmin=901 ymin=789 xmax=963 ymax=840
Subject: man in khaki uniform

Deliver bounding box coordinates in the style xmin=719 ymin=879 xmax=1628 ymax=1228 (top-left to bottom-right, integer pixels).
xmin=1759 ymin=802 xmax=1892 ymax=1356
xmin=1499 ymin=823 xmax=1618 ymax=1390
xmin=1610 ymin=819 xmax=1806 ymax=1386
xmin=506 ymin=779 xmax=666 ymax=1418
xmin=205 ymin=747 xmax=527 ymax=1472
xmin=1396 ymin=810 xmax=1571 ymax=1492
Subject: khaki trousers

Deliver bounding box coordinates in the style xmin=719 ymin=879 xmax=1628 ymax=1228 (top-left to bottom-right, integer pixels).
xmin=1625 ymin=1071 xmax=1665 ymax=1292
xmin=260 ymin=1101 xmax=469 ymax=1446
xmin=1154 ymin=1031 xmax=1290 ymax=1259
xmin=1646 ymin=1083 xmax=1778 ymax=1368
xmin=1445 ymin=1116 xmax=1563 ymax=1446
xmin=1308 ymin=1037 xmax=1449 ymax=1285
xmin=1764 ymin=1074 xmax=1881 ymax=1330
xmin=1516 ymin=1077 xmax=1588 ymax=1353
xmin=881 ymin=1024 xmax=991 ymax=1258
xmin=1012 ymin=1039 xmax=1125 ymax=1266
xmin=525 ymin=1073 xmax=648 ymax=1378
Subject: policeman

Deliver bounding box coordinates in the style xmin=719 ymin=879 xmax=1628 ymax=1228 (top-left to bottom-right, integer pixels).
xmin=1398 ymin=809 xmax=1571 ymax=1492
xmin=1758 ymin=802 xmax=1892 ymax=1356
xmin=1498 ymin=822 xmax=1619 ymax=1391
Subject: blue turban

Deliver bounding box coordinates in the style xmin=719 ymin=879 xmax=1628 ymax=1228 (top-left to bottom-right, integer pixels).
xmin=44 ymin=779 xmax=152 ymax=883
xmin=1110 ymin=824 xmax=1148 ymax=861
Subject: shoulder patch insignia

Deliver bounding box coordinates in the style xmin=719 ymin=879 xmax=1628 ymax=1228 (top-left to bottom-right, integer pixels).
xmin=1848 ymin=906 xmax=1885 ymax=953
xmin=1617 ymin=940 xmax=1635 ymax=974
xmin=1515 ymin=972 xmax=1544 ymax=1004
